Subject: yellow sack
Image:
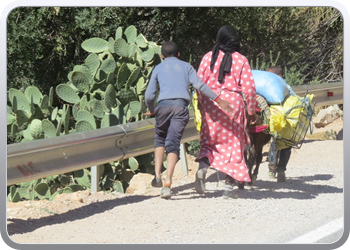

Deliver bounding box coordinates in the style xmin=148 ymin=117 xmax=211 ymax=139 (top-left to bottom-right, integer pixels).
xmin=192 ymin=91 xmax=202 ymax=133
xmin=269 ymin=94 xmax=314 ymax=150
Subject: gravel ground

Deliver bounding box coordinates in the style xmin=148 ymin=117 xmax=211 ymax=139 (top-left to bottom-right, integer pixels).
xmin=5 ymin=119 xmax=344 ymax=245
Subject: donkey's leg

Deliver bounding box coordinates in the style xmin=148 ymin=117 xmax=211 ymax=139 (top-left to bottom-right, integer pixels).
xmin=242 ymin=144 xmax=256 ymax=189
xmin=251 ymin=148 xmax=263 ymax=182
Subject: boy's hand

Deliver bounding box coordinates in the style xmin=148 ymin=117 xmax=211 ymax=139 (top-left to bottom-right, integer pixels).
xmin=248 ymin=113 xmax=257 ymax=125
xmin=143 ymin=111 xmax=154 ymax=116
xmin=216 ymin=98 xmax=233 ymax=114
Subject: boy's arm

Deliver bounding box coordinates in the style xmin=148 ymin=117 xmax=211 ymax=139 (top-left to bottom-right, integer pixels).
xmin=189 ymin=66 xmax=233 ymax=114
xmin=144 ymin=70 xmax=158 ymax=114
xmin=190 ymin=66 xmax=218 ymax=100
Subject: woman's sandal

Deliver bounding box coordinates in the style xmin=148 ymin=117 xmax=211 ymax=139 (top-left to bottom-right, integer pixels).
xmin=222 ymin=190 xmax=238 ymax=199
xmin=194 ymin=169 xmax=206 ymax=194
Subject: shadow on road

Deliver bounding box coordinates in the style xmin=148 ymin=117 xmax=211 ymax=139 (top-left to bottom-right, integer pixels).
xmin=170 ymin=172 xmax=343 ymax=201
xmin=7 ymin=193 xmax=157 ymax=236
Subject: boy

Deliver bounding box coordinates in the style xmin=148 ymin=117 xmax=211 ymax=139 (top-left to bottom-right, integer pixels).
xmin=144 ymin=41 xmax=233 ymax=198
xmin=267 ymin=66 xmax=294 ymax=182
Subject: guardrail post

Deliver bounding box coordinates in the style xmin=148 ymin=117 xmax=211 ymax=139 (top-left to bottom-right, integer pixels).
xmin=91 ymin=165 xmax=99 ymax=193
xmin=180 ymin=143 xmax=188 ymax=175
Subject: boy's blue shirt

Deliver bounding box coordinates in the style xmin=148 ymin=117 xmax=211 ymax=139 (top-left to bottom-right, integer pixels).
xmin=145 ymin=57 xmax=218 ymax=112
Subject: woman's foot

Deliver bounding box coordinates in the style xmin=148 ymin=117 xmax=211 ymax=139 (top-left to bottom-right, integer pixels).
xmin=194 ymin=159 xmax=210 ymax=194
xmin=222 ymin=175 xmax=237 ymax=199
xmin=194 ymin=168 xmax=206 ymax=194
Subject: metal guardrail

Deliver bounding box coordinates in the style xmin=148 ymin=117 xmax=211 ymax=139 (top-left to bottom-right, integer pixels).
xmin=7 ymin=82 xmax=343 ymax=189
xmin=292 ymin=82 xmax=343 ymax=107
xmin=7 ymin=115 xmax=199 ymax=187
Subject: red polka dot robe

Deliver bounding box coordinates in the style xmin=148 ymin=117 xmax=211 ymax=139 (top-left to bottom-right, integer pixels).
xmin=195 ymin=51 xmax=256 ymax=183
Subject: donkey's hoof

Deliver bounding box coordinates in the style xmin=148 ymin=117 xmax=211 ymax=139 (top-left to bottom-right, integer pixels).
xmin=251 ymin=174 xmax=258 ymax=182
xmin=238 ymin=182 xmax=245 ymax=190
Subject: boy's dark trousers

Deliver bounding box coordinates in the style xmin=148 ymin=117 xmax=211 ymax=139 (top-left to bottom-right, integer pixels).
xmin=154 ymin=100 xmax=189 ymax=156
xmin=268 ymin=140 xmax=292 ymax=173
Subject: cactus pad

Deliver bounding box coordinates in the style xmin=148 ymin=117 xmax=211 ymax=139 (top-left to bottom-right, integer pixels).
xmin=7 ymin=113 xmax=15 ymax=125
xmin=42 ymin=119 xmax=56 ymax=138
xmin=76 ymin=120 xmax=94 ymax=132
xmin=124 ymin=100 xmax=141 ymax=120
xmin=34 ymin=182 xmax=51 ymax=200
xmin=73 ymin=169 xmax=91 ymax=188
xmin=126 ymin=67 xmax=141 ymax=89
xmin=76 ymin=110 xmax=96 ymax=129
xmin=104 ymin=84 xmax=117 ymax=110
xmin=125 ymin=25 xmax=137 ymax=43
xmin=116 ymin=88 xmax=137 ymax=105
xmin=141 ymin=46 xmax=155 ymax=62
xmin=40 ymin=95 xmax=50 ymax=113
xmin=100 ymin=58 xmax=116 ymax=74
xmin=115 ymin=27 xmax=123 ymax=40
xmin=56 ymin=84 xmax=81 ymax=104
xmin=136 ymin=33 xmax=148 ymax=48
xmin=81 ymin=37 xmax=108 ymax=53
xmin=101 ymin=113 xmax=120 ymax=128
xmin=116 ymin=62 xmax=131 ymax=90
xmin=9 ymin=88 xmax=31 ymax=115
xmin=114 ymin=38 xmax=129 ymax=58
xmin=108 ymin=37 xmax=115 ymax=53
xmin=128 ymin=43 xmax=137 ymax=58
xmin=90 ymin=99 xmax=105 ymax=118
xmin=71 ymin=71 xmax=91 ymax=93
xmin=128 ymin=157 xmax=139 ymax=171
xmin=30 ymin=119 xmax=44 ymax=139
xmin=25 ymin=86 xmax=42 ymax=105
xmin=85 ymin=53 xmax=100 ymax=76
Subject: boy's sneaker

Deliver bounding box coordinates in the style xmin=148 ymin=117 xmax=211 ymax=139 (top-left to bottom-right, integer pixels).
xmin=268 ymin=171 xmax=277 ymax=179
xmin=151 ymin=177 xmax=162 ymax=187
xmin=160 ymin=187 xmax=171 ymax=199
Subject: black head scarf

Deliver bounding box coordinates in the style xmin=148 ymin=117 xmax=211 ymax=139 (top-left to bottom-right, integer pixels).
xmin=210 ymin=25 xmax=241 ymax=83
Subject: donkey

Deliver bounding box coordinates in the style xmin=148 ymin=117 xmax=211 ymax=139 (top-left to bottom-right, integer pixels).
xmin=240 ymin=100 xmax=272 ymax=189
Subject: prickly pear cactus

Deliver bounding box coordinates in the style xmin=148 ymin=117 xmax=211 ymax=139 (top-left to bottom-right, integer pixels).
xmin=7 ymin=25 xmax=163 ymax=200
xmin=55 ymin=25 xmax=162 ymax=128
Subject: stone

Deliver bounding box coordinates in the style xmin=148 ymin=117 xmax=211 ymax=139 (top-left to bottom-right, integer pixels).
xmin=314 ymin=105 xmax=343 ymax=128
xmin=125 ymin=173 xmax=154 ymax=195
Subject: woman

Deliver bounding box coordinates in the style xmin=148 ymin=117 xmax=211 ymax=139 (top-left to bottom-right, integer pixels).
xmin=194 ymin=25 xmax=257 ymax=199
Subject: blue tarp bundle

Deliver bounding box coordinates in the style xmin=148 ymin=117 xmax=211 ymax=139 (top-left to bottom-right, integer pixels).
xmin=252 ymin=70 xmax=291 ymax=104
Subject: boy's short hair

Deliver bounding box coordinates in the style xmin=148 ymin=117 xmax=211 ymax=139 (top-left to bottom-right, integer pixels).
xmin=161 ymin=41 xmax=178 ymax=57
xmin=268 ymin=66 xmax=284 ymax=77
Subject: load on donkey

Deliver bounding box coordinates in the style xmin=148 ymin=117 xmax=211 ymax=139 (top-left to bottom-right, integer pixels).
xmin=242 ymin=70 xmax=315 ymax=189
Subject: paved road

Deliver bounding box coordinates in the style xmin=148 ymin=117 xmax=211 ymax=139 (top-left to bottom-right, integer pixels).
xmin=6 ymin=140 xmax=345 ymax=246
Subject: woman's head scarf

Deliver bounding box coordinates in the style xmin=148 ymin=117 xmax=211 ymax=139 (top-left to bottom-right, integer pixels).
xmin=210 ymin=25 xmax=241 ymax=83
